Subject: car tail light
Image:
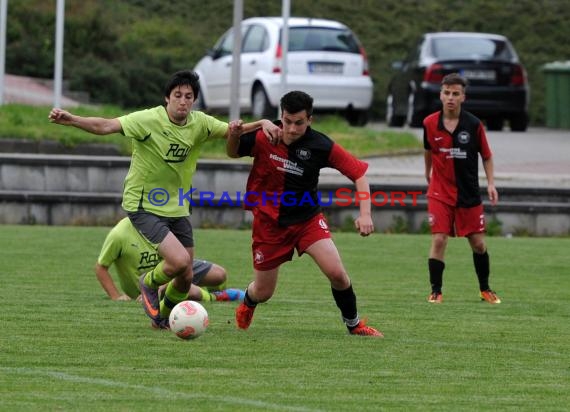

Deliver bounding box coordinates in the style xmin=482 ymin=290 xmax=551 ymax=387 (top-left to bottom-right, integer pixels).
xmin=359 ymin=46 xmax=370 ymax=76
xmin=424 ymin=64 xmax=444 ymax=83
xmin=273 ymin=44 xmax=282 ymax=73
xmin=510 ymin=64 xmax=527 ymax=86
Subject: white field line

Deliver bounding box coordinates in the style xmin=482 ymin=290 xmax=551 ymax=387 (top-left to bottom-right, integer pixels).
xmin=1 ymin=367 xmax=324 ymax=412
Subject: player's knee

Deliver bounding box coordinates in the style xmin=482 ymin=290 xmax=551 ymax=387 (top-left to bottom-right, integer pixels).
xmin=211 ymin=264 xmax=228 ymax=282
xmin=168 ymin=254 xmax=192 ymax=276
xmin=326 ymin=270 xmax=350 ymax=289
xmin=471 ymin=241 xmax=486 ymax=254
xmin=432 ymin=235 xmax=448 ymax=252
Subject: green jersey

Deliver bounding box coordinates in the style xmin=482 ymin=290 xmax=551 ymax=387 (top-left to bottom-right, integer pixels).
xmin=118 ymin=106 xmax=228 ymax=216
xmin=97 ymin=217 xmax=159 ymax=299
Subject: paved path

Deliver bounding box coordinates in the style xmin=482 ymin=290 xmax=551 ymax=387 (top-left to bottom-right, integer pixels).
xmin=2 ymin=74 xmax=80 ymax=107
xmin=322 ymin=125 xmax=570 ymax=188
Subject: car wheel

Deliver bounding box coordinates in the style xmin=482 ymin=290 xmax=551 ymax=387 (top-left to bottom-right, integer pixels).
xmin=252 ymin=86 xmax=276 ymax=119
xmin=486 ymin=117 xmax=503 ymax=131
xmin=386 ymin=93 xmax=405 ymax=127
xmin=346 ymin=109 xmax=369 ymax=127
xmin=510 ymin=113 xmax=528 ymax=132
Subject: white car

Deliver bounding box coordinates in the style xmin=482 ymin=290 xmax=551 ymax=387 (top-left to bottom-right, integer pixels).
xmin=193 ymin=17 xmax=373 ymax=126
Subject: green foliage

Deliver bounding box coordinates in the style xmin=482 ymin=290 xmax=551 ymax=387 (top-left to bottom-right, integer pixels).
xmin=5 ymin=0 xmax=570 ymax=123
xmin=486 ymin=215 xmax=504 ymax=237
xmin=418 ymin=218 xmax=432 ymax=235
xmin=6 ymin=1 xmax=56 ymax=78
xmin=1 ymin=227 xmax=569 ymax=410
xmin=336 ymin=214 xmax=359 ymax=232
xmin=386 ymin=215 xmax=410 ymax=234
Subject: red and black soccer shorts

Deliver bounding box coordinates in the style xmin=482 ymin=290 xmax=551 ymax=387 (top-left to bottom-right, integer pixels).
xmin=251 ymin=211 xmax=331 ymax=271
xmin=427 ymin=197 xmax=485 ymax=237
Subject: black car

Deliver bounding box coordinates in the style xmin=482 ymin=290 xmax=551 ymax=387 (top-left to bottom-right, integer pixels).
xmin=386 ymin=32 xmax=529 ymax=131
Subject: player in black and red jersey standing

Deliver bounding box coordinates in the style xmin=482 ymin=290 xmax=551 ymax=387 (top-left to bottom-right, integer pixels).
xmin=226 ymin=90 xmax=382 ymax=337
xmin=423 ymin=73 xmax=501 ymax=305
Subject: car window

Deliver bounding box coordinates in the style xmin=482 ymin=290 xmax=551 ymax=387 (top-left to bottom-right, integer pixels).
xmin=431 ymin=38 xmax=514 ymax=60
xmin=213 ymin=26 xmax=250 ymax=58
xmin=214 ymin=31 xmax=234 ymax=58
xmin=243 ymin=24 xmax=269 ymax=53
xmin=287 ymin=27 xmax=360 ymax=53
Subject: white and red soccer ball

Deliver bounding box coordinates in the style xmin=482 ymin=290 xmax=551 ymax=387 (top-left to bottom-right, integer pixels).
xmin=169 ymin=301 xmax=209 ymax=340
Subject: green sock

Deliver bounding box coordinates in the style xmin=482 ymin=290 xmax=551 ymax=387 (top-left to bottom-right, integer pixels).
xmin=144 ymin=261 xmax=170 ymax=289
xmin=207 ymin=280 xmax=227 ymax=292
xmin=200 ymin=287 xmax=213 ymax=302
xmin=160 ymin=281 xmax=188 ymax=318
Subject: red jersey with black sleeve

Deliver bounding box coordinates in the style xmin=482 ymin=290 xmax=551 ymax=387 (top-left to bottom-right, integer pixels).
xmin=423 ymin=109 xmax=492 ymax=208
xmin=237 ymin=122 xmax=368 ymax=226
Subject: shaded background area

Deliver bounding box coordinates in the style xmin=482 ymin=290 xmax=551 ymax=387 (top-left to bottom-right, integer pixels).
xmin=3 ymin=0 xmax=570 ymax=124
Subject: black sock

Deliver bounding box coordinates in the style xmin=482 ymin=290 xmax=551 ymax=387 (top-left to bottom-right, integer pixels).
xmin=331 ymin=284 xmax=359 ymax=328
xmin=473 ymin=251 xmax=490 ymax=291
xmin=243 ymin=288 xmax=258 ymax=308
xmin=428 ymin=258 xmax=445 ymax=293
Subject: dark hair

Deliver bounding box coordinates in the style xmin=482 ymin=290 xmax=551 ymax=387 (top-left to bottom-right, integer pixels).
xmin=441 ymin=72 xmax=468 ymax=88
xmin=164 ymin=70 xmax=200 ymax=99
xmin=280 ymin=91 xmax=313 ymax=116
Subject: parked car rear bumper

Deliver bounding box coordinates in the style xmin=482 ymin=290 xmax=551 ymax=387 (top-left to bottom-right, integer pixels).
xmin=259 ymin=74 xmax=373 ymax=110
xmin=418 ymin=83 xmax=529 ymax=116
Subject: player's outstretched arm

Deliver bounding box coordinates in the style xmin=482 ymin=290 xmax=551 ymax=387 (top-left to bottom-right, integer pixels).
xmin=226 ymin=120 xmax=244 ymax=158
xmin=48 ymin=108 xmax=122 ymax=135
xmin=226 ymin=119 xmax=281 ymax=157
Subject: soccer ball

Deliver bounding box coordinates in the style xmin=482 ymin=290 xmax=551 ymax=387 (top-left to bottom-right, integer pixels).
xmin=169 ymin=300 xmax=209 ymax=340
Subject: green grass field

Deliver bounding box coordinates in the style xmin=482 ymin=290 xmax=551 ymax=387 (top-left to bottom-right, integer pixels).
xmin=1 ymin=226 xmax=568 ymax=411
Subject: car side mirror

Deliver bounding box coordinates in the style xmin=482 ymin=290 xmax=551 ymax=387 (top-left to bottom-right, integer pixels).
xmin=207 ymin=48 xmax=223 ymax=60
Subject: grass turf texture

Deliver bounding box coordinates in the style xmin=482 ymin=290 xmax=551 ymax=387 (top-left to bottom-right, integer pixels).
xmin=1 ymin=226 xmax=568 ymax=411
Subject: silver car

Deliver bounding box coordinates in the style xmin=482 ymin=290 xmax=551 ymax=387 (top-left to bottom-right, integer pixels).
xmin=193 ymin=17 xmax=373 ymax=126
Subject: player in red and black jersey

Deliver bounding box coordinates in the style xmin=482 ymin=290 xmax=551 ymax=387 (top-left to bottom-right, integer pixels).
xmin=423 ymin=73 xmax=501 ymax=304
xmin=226 ymin=90 xmax=382 ymax=337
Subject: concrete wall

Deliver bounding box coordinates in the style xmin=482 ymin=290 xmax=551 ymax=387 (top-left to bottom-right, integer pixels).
xmin=1 ymin=153 xmax=569 ymax=235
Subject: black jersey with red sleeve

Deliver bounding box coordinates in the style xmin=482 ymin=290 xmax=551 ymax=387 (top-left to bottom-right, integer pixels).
xmin=423 ymin=109 xmax=492 ymax=208
xmin=237 ymin=123 xmax=368 ymax=226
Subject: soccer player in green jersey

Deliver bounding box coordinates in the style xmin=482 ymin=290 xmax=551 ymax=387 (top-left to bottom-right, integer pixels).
xmin=49 ymin=70 xmax=280 ymax=329
xmin=95 ymin=217 xmax=245 ymax=303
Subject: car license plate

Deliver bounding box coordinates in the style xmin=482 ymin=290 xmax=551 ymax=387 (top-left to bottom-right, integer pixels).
xmin=308 ymin=62 xmax=344 ymax=74
xmin=461 ymin=69 xmax=496 ymax=81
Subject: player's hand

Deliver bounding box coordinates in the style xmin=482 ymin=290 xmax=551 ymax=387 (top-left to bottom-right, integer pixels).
xmin=355 ymin=215 xmax=374 ymax=237
xmin=115 ymin=294 xmax=132 ymax=302
xmin=48 ymin=108 xmax=73 ymax=125
xmin=262 ymin=120 xmax=282 ymax=145
xmin=228 ymin=119 xmax=244 ymax=139
xmin=488 ymin=184 xmax=499 ymax=206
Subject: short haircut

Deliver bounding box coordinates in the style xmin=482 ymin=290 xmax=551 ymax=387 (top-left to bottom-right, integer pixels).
xmin=164 ymin=70 xmax=200 ymax=99
xmin=441 ymin=72 xmax=468 ymax=89
xmin=280 ymin=90 xmax=313 ymax=116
